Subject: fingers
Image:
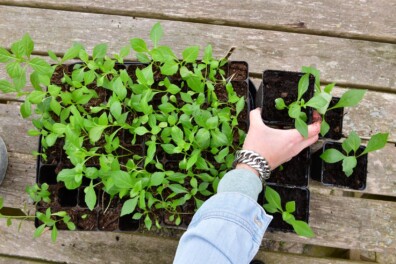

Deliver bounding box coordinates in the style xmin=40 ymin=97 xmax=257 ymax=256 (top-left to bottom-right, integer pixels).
xmin=312 ymin=110 xmax=322 ymax=123
xmin=307 ymin=121 xmax=321 ymax=138
xmin=297 ymin=134 xmax=319 ymax=151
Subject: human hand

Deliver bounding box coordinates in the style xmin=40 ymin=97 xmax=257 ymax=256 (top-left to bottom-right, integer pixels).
xmin=236 ymin=108 xmax=321 ymax=173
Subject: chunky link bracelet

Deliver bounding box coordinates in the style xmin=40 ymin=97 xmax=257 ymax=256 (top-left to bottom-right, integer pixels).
xmin=233 ymin=150 xmax=271 ymax=184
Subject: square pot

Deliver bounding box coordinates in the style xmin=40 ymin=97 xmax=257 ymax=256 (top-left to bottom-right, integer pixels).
xmin=267 ymin=148 xmax=310 ymax=187
xmin=311 ymin=141 xmax=368 ymax=190
xmin=263 ymin=184 xmax=310 ymax=233
xmin=260 ymin=70 xmax=315 ymax=127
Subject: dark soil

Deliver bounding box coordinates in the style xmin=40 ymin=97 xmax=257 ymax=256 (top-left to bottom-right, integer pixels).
xmin=323 ymin=97 xmax=344 ymax=140
xmin=312 ymin=142 xmax=367 ymax=190
xmin=38 ymin=165 xmax=58 ymax=185
xmin=261 ymin=70 xmax=315 ymax=127
xmin=98 ymin=208 xmax=120 ymax=231
xmin=263 ymin=185 xmax=310 ymax=232
xmin=228 ymin=61 xmax=248 ymax=81
xmin=267 ymin=148 xmax=310 ymax=187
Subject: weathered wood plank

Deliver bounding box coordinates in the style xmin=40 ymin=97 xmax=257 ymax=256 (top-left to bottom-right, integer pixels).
xmin=265 ymin=193 xmax=396 ymax=253
xmin=0 ymin=219 xmax=382 ymax=263
xmin=0 ymin=192 xmax=396 ymax=262
xmin=0 ymin=0 xmax=395 ymax=44
xmin=0 ymin=6 xmax=395 ymax=90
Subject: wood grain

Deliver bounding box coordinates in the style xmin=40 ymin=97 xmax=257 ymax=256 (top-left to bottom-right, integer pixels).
xmin=0 ymin=6 xmax=395 ymax=91
xmin=0 ymin=0 xmax=395 ymax=43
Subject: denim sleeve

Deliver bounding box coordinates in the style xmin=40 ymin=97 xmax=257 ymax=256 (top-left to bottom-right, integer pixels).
xmin=173 ymin=169 xmax=273 ymax=264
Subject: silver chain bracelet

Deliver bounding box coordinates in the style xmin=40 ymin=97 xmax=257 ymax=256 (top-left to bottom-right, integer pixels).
xmin=232 ymin=150 xmax=271 ymax=184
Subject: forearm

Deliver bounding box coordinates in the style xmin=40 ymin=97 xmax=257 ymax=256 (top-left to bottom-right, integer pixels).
xmin=173 ymin=169 xmax=272 ymax=264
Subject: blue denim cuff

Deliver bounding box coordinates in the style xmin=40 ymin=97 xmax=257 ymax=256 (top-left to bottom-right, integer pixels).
xmin=190 ymin=192 xmax=273 ymax=247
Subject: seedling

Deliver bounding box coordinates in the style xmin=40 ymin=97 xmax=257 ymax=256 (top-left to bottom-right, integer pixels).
xmin=0 ymin=22 xmax=247 ymax=235
xmin=320 ymin=131 xmax=389 ymax=176
xmin=0 ymin=193 xmax=75 ymax=242
xmin=274 ymin=72 xmax=328 ymax=138
xmin=263 ymin=186 xmax=314 ymax=237
xmin=301 ymin=66 xmax=367 ymax=137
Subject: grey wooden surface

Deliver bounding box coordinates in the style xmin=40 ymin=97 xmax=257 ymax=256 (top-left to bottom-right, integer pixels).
xmin=0 ymin=0 xmax=395 ymax=263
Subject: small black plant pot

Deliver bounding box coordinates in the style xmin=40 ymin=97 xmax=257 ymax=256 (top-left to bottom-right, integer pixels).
xmin=267 ymin=148 xmax=310 ymax=188
xmin=263 ymin=184 xmax=310 ymax=233
xmin=322 ymin=97 xmax=344 ymax=140
xmin=260 ymin=70 xmax=315 ymax=127
xmin=311 ymin=141 xmax=368 ymax=190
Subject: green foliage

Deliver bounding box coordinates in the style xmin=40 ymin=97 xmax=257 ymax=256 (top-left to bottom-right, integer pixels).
xmin=263 ymin=186 xmax=314 ymax=238
xmin=301 ymin=66 xmax=367 ymax=137
xmin=274 ymin=72 xmax=327 ymax=138
xmin=0 ymin=23 xmax=247 ymax=235
xmin=321 ymin=132 xmax=389 ymax=176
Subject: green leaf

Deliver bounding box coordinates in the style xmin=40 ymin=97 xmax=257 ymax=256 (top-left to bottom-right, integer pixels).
xmin=288 ymin=103 xmax=301 ymax=119
xmin=50 ymin=98 xmax=62 ymax=116
xmin=275 ymin=98 xmax=286 ymax=110
xmin=236 ymin=97 xmax=245 ymax=116
xmin=320 ymin=148 xmax=345 ymax=163
xmin=285 ymin=201 xmax=296 ymax=213
xmin=169 ymin=184 xmax=188 ymax=194
xmin=263 ymin=204 xmax=278 ymax=213
xmin=150 ymin=22 xmax=163 ymax=48
xmin=158 ymin=102 xmax=176 ymax=113
xmin=182 ymin=46 xmax=200 ymax=63
xmin=21 ymin=34 xmax=34 ymax=57
xmin=301 ymin=66 xmax=320 ymax=89
xmin=186 ymin=149 xmax=201 ymax=170
xmin=62 ymin=43 xmax=84 ymax=62
xmin=28 ymin=90 xmax=46 ymax=104
xmin=136 ymin=52 xmax=151 ymax=63
xmin=0 ymin=80 xmax=14 ymax=93
xmin=342 ymin=156 xmax=357 ymax=177
xmin=84 ymin=184 xmax=97 ymax=210
xmin=203 ymin=44 xmax=213 ymax=63
xmin=67 ymin=222 xmax=76 ymax=230
xmin=29 ymin=58 xmax=52 ymax=75
xmin=297 ymin=73 xmax=309 ymax=101
xmin=361 ymin=133 xmax=389 ymax=156
xmin=57 ymin=168 xmax=82 ymax=189
xmin=305 ymin=94 xmax=328 ymax=110
xmin=0 ymin=197 xmax=3 ymax=209
xmin=110 ymin=101 xmax=122 ymax=120
xmin=130 ymin=38 xmax=148 ymax=52
xmin=171 ymin=126 xmax=184 ymax=143
xmin=51 ymin=225 xmax=58 ymax=242
xmin=295 ymin=118 xmax=308 ymax=138
xmin=150 ymin=172 xmax=165 ymax=187
xmin=210 ymin=130 xmax=229 ymax=148
xmin=264 ymin=186 xmax=282 ymax=211
xmin=206 ymin=116 xmax=219 ymax=130
xmin=34 ymin=224 xmax=46 ymax=238
xmin=113 ymin=171 xmax=134 ymax=189
xmin=195 ymin=128 xmax=210 ymax=149
xmin=121 ymin=197 xmax=139 ymax=216
xmin=45 ymin=133 xmax=58 ymax=147
xmin=89 ymin=126 xmax=106 ymax=143
xmin=144 ymin=214 xmax=152 ymax=230
xmin=135 ymin=126 xmax=149 ymax=136
xmin=331 ymin=89 xmax=367 ymax=109
xmin=161 ymin=60 xmax=179 ymax=76
xmin=0 ymin=47 xmax=13 ymax=62
xmin=20 ymin=101 xmax=32 ymax=118
xmin=342 ymin=131 xmax=361 ymax=154
xmin=320 ymin=119 xmax=330 ymax=137
xmin=93 ymin=43 xmax=108 ymax=59
xmin=291 ymin=220 xmax=315 ymax=237
xmin=282 ymin=211 xmax=295 ymax=223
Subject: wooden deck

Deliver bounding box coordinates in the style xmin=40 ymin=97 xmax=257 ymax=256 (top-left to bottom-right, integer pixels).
xmin=0 ymin=1 xmax=395 ymax=263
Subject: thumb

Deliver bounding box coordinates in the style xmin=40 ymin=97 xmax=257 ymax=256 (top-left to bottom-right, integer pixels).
xmin=249 ymin=108 xmax=264 ymax=126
